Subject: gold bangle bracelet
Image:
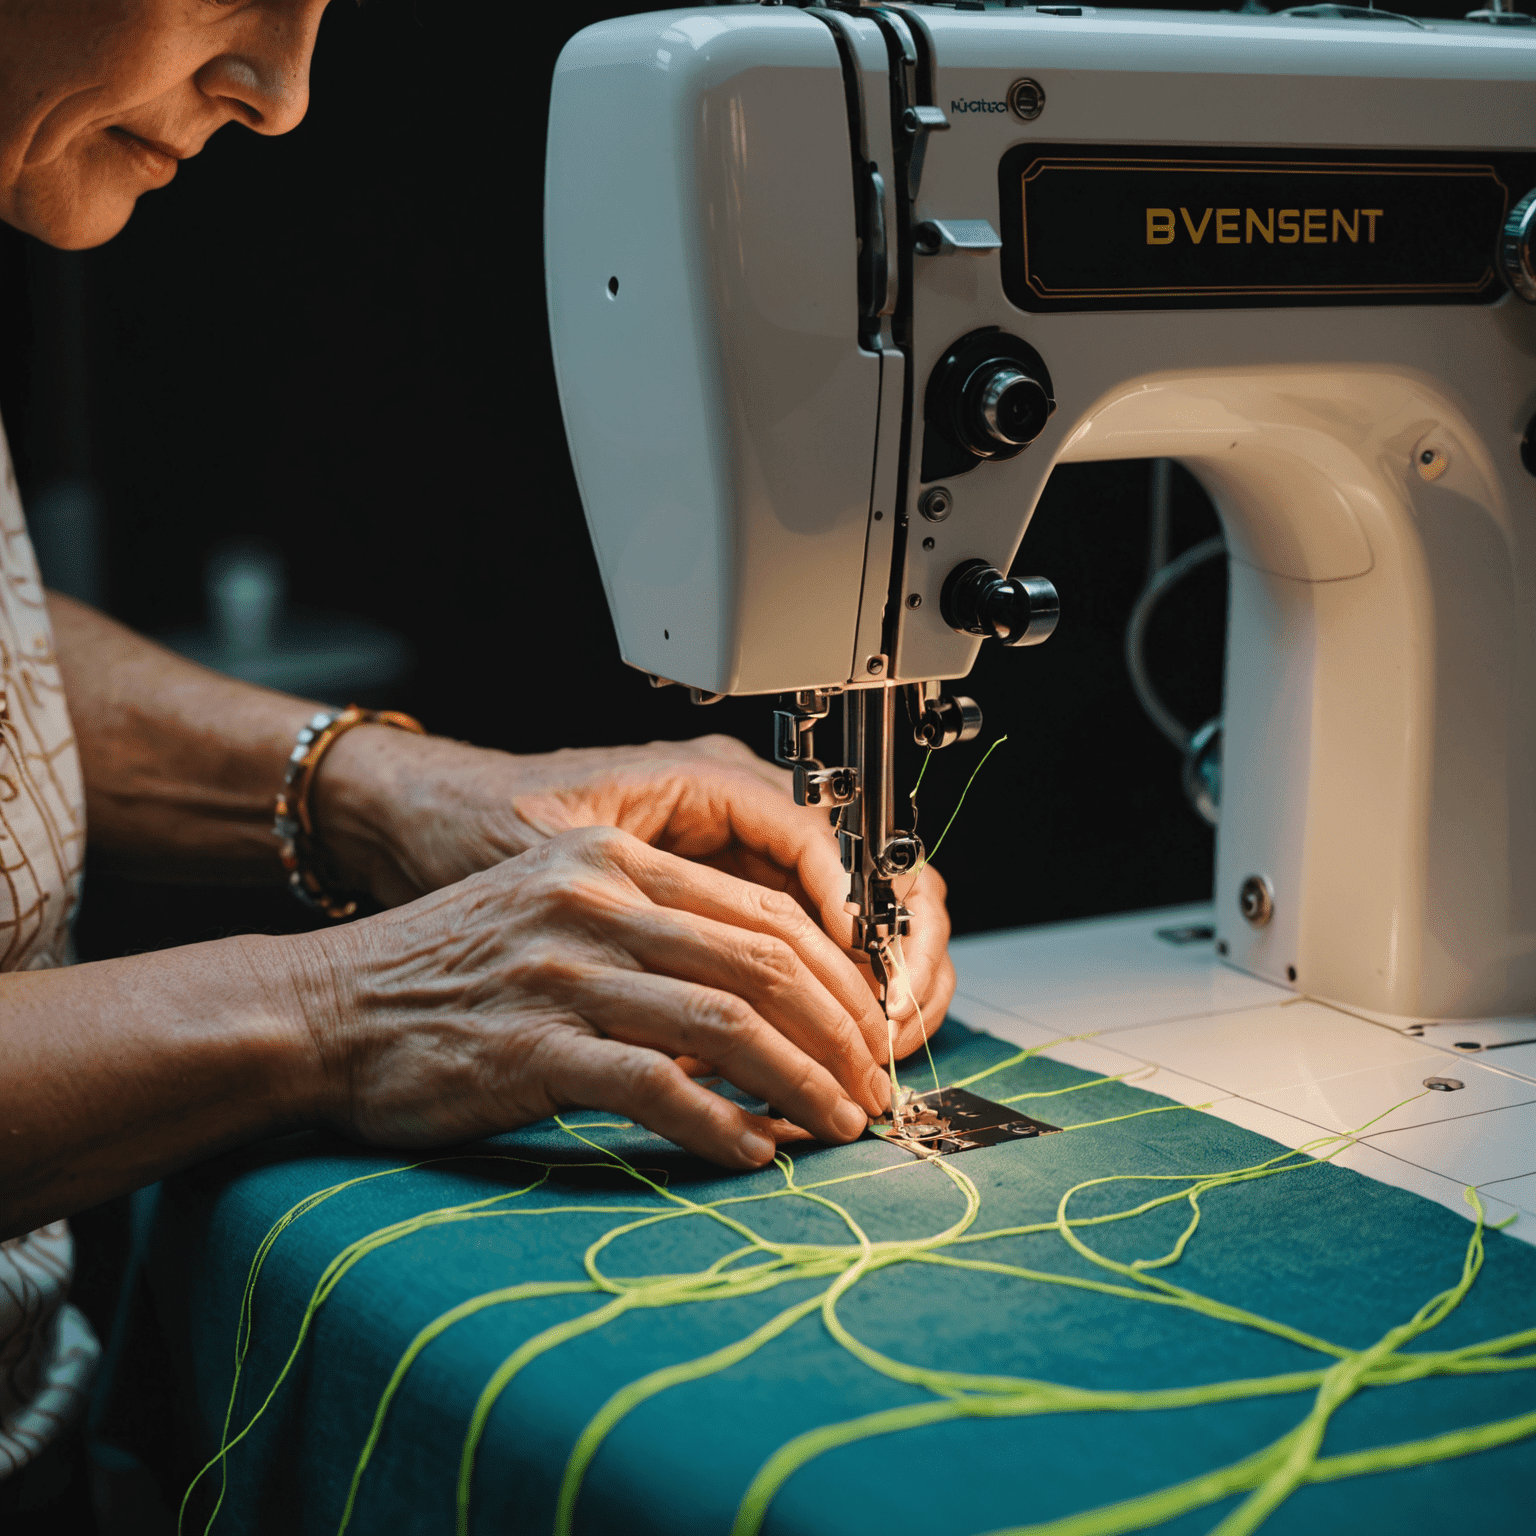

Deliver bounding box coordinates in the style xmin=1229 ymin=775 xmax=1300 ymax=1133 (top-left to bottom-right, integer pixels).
xmin=273 ymin=704 xmax=426 ymax=920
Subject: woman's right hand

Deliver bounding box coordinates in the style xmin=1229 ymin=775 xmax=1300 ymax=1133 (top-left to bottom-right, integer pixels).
xmin=286 ymin=825 xmax=897 ymax=1169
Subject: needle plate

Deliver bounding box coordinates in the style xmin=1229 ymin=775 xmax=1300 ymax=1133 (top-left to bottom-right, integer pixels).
xmin=870 ymin=1086 xmax=1060 ymax=1159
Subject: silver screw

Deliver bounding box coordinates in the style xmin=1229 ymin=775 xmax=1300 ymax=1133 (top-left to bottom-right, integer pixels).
xmin=1423 ymin=1077 xmax=1464 ymax=1092
xmin=1239 ymin=874 xmax=1274 ymax=928
xmin=918 ymin=487 xmax=953 ymax=522
xmin=1008 ymin=77 xmax=1046 ymax=122
xmin=867 ymin=656 xmax=885 ymax=675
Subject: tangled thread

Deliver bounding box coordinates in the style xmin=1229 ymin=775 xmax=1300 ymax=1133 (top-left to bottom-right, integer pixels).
xmin=180 ymin=1040 xmax=1536 ymax=1536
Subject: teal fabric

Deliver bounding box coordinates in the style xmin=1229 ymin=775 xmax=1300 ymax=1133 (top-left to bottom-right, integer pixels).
xmin=147 ymin=1019 xmax=1536 ymax=1536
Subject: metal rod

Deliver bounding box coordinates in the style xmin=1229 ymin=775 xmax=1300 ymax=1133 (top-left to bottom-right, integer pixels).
xmin=843 ymin=688 xmax=869 ymax=917
xmin=844 ymin=684 xmax=908 ymax=975
xmin=863 ymin=683 xmax=896 ymax=875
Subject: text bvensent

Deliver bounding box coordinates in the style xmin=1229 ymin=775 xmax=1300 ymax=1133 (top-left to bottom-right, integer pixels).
xmin=1145 ymin=207 xmax=1385 ymax=245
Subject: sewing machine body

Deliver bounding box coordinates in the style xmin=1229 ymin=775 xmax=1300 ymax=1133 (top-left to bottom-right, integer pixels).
xmin=546 ymin=5 xmax=1536 ymax=1022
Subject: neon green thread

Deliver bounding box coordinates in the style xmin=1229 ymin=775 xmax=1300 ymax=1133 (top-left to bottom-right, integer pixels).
xmin=899 ymin=732 xmax=1007 ymax=1094
xmin=914 ymin=734 xmax=1009 ymax=875
xmin=184 ymin=1068 xmax=1535 ymax=1536
xmin=948 ymin=1034 xmax=1105 ymax=1092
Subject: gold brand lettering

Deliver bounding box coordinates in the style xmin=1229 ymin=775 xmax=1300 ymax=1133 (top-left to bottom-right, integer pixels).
xmin=1136 ymin=203 xmax=1387 ymax=251
xmin=1179 ymin=207 xmax=1213 ymax=243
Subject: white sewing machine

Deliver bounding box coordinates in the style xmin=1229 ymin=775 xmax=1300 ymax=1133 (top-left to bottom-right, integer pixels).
xmin=545 ymin=3 xmax=1536 ymax=1048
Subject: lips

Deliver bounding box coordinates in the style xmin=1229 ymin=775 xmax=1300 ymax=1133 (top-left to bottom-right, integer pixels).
xmin=106 ymin=127 xmax=189 ymax=180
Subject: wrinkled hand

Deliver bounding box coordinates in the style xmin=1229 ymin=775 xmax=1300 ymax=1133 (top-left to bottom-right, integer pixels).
xmin=297 ymin=826 xmax=897 ymax=1166
xmin=317 ymin=730 xmax=955 ymax=1062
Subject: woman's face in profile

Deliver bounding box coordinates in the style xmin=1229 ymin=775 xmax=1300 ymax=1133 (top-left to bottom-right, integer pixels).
xmin=0 ymin=0 xmax=331 ymax=249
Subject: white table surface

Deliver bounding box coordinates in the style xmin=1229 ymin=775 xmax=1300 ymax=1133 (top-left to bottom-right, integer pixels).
xmin=948 ymin=903 xmax=1536 ymax=1247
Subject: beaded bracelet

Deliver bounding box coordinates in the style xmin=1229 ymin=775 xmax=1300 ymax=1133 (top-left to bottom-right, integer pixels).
xmin=273 ymin=704 xmax=426 ymax=919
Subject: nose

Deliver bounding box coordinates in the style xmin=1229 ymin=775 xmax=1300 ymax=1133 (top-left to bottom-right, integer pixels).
xmin=194 ymin=0 xmax=331 ymax=137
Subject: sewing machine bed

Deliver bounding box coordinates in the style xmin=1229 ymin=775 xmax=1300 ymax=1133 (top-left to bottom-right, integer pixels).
xmin=946 ymin=905 xmax=1536 ymax=1239
xmin=145 ymin=935 xmax=1536 ymax=1536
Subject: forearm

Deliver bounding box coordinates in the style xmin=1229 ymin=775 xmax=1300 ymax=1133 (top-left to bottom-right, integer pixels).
xmin=0 ymin=933 xmax=323 ymax=1237
xmin=49 ymin=592 xmax=321 ymax=881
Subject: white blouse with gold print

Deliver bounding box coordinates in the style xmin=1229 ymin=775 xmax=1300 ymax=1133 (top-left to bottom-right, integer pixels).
xmin=0 ymin=430 xmax=97 ymax=1478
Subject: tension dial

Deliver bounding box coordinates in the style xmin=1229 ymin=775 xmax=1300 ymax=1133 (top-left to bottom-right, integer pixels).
xmin=920 ymin=327 xmax=1057 ymax=480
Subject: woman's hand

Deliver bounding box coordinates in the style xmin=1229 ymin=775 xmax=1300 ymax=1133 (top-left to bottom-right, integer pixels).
xmin=293 ymin=824 xmax=899 ymax=1167
xmin=315 ymin=729 xmax=956 ymax=1060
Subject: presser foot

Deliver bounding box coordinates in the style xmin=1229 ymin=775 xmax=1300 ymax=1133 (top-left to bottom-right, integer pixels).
xmin=856 ymin=897 xmax=912 ymax=969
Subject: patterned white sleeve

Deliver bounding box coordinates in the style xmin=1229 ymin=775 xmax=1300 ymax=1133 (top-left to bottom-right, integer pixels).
xmin=0 ymin=415 xmax=95 ymax=1480
xmin=0 ymin=1224 xmax=100 ymax=1477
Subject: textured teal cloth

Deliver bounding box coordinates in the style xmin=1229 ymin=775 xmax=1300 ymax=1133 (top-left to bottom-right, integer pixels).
xmin=147 ymin=1019 xmax=1536 ymax=1536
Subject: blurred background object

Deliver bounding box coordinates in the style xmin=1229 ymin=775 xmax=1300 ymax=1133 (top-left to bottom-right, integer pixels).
xmin=16 ymin=246 xmax=103 ymax=609
xmin=162 ymin=539 xmax=411 ymax=699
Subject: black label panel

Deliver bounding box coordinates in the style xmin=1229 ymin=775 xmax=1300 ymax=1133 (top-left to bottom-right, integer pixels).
xmin=998 ymin=145 xmax=1536 ymax=312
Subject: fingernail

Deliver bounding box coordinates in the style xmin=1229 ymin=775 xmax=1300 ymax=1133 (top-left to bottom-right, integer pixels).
xmin=834 ymin=1099 xmax=869 ymax=1139
xmin=739 ymin=1129 xmax=775 ymax=1165
xmin=866 ymin=1064 xmax=892 ymax=1109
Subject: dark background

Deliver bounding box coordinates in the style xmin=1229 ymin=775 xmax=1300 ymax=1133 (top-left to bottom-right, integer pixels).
xmin=0 ymin=0 xmax=1494 ymax=1528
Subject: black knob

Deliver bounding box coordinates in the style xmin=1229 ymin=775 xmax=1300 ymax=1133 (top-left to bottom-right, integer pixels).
xmin=914 ymin=693 xmax=983 ymax=750
xmin=920 ymin=328 xmax=1056 ymax=481
xmin=968 ymin=363 xmax=1052 ymax=449
xmin=940 ymin=560 xmax=1059 ymax=647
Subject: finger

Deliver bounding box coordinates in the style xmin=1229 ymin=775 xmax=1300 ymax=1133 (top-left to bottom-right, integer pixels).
xmin=617 ymin=772 xmax=854 ymax=936
xmin=542 ymin=1032 xmax=782 ymax=1169
xmin=594 ymin=836 xmax=892 ymax=1099
xmin=513 ymin=759 xmax=858 ymax=972
xmin=898 ymin=865 xmax=956 ymax=1024
xmin=669 ymin=1066 xmax=815 ymax=1146
xmin=616 ymin=904 xmax=890 ymax=1115
xmin=549 ymin=976 xmax=872 ymax=1148
xmin=767 ymin=1119 xmax=816 ymax=1145
xmin=853 ymin=870 xmax=953 ymax=1062
xmin=694 ymin=841 xmax=825 ymax=924
xmin=888 ymin=954 xmax=955 ymax=1061
xmin=516 ymin=754 xmax=803 ymax=853
xmin=640 ymin=830 xmax=948 ymax=1081
xmin=692 ymin=846 xmax=953 ymax=1072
